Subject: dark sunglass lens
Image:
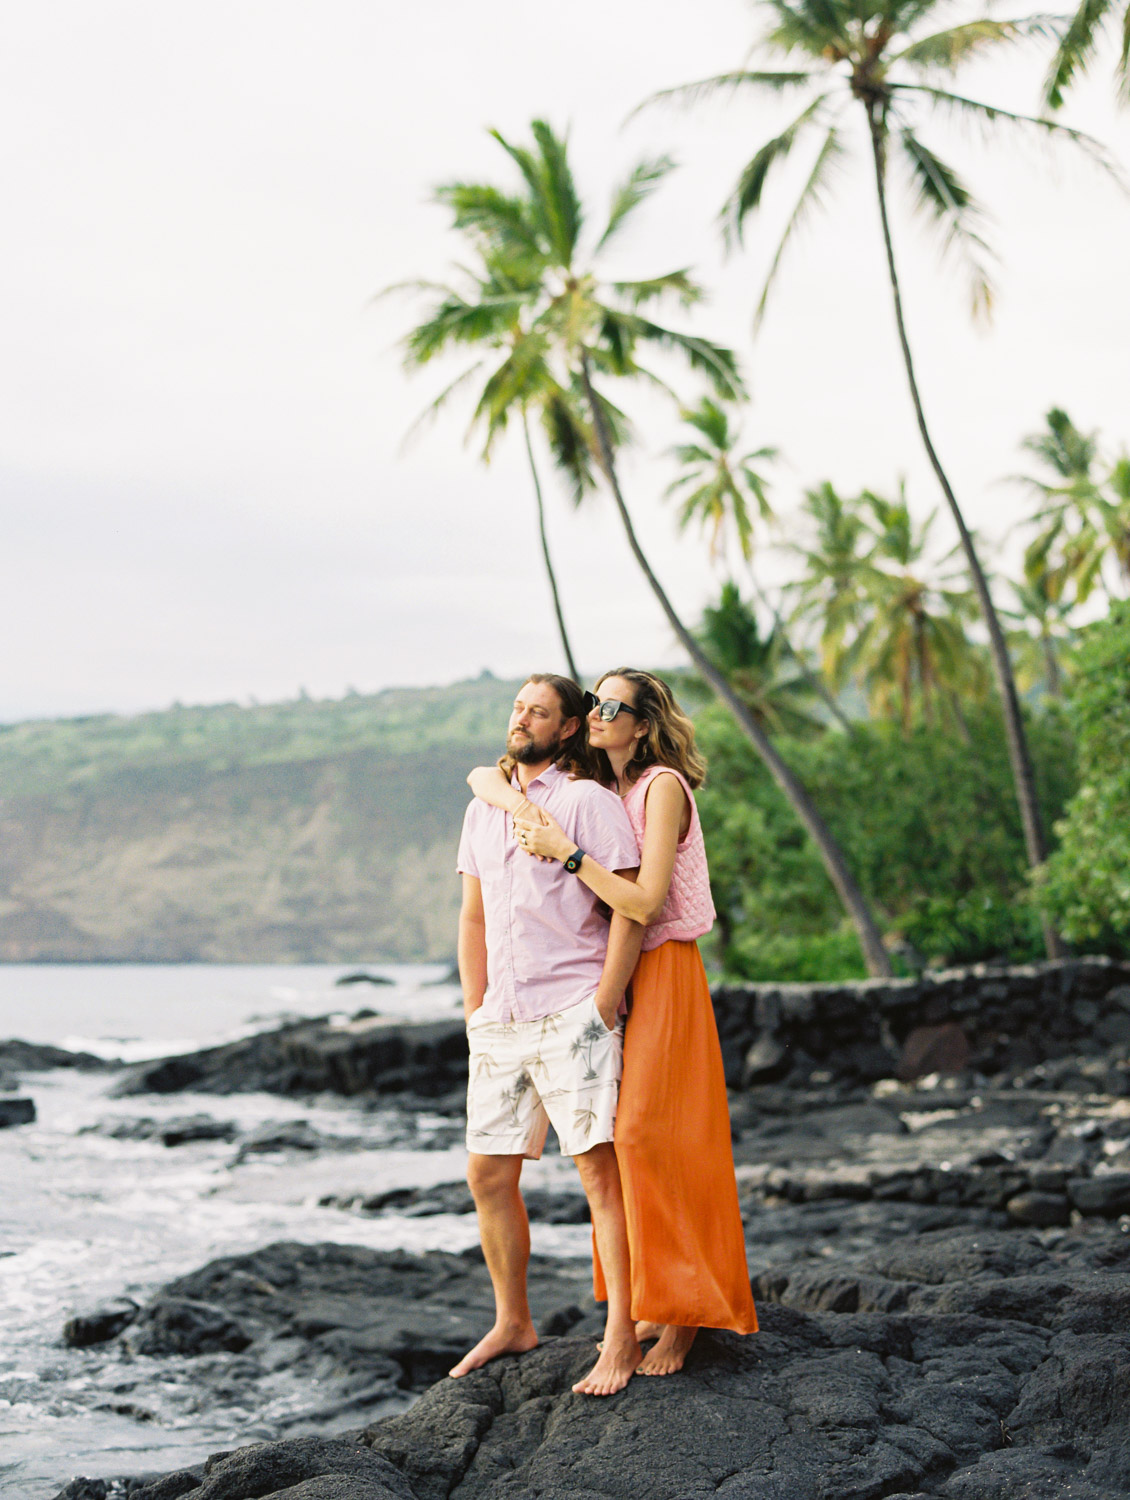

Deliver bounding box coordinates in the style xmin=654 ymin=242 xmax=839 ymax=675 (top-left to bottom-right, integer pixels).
xmin=582 ymin=691 xmax=599 ymax=714
xmin=599 ymin=700 xmax=621 ymax=720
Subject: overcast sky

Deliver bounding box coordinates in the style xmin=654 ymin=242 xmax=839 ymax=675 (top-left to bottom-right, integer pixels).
xmin=2 ymin=1 xmax=1127 ymax=721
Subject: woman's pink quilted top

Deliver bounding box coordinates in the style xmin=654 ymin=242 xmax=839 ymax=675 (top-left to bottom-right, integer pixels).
xmin=620 ymin=764 xmax=716 ymax=951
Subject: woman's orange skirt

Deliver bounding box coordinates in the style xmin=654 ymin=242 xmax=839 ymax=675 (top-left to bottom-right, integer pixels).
xmin=595 ymin=937 xmax=758 ymax=1333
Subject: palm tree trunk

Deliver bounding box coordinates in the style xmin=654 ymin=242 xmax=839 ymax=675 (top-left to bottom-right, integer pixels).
xmin=580 ymin=354 xmax=893 ymax=979
xmin=865 ymin=107 xmax=1062 ymax=960
xmin=522 ymin=414 xmax=581 ymax=685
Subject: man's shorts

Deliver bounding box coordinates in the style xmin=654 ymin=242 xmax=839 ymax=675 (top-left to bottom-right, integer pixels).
xmin=465 ymin=994 xmax=624 ymax=1159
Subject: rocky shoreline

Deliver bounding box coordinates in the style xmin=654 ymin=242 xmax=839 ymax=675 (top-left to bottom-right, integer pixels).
xmin=8 ymin=956 xmax=1128 ymax=1499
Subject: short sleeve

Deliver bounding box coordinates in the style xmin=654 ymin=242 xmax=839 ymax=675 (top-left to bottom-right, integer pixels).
xmin=574 ymin=787 xmax=639 ymax=872
xmin=455 ymin=802 xmax=480 ymax=878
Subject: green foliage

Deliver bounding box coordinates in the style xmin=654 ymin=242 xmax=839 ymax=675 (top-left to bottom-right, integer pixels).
xmin=0 ymin=677 xmax=523 ymax=800
xmin=697 ymin=702 xmax=1077 ymax=980
xmin=1035 ymin=603 xmax=1130 ymax=949
xmin=787 ymin=481 xmax=985 ymax=730
xmin=698 ymin=583 xmax=826 ymax=738
xmin=1019 ymin=407 xmax=1130 ymax=607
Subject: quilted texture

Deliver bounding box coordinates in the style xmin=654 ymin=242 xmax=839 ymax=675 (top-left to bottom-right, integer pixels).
xmin=621 ymin=766 xmax=715 ymax=950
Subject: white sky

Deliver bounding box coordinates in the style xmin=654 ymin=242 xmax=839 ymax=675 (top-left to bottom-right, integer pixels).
xmin=1 ymin=1 xmax=1127 ymax=720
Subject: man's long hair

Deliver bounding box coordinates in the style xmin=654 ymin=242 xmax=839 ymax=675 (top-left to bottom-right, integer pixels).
xmin=498 ymin=673 xmax=601 ymax=781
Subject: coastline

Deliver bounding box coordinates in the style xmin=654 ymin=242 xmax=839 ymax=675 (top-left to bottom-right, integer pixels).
xmin=3 ymin=957 xmax=1130 ymax=1498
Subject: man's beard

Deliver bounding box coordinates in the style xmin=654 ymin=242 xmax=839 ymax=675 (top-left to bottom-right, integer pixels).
xmin=508 ymin=728 xmax=564 ymax=765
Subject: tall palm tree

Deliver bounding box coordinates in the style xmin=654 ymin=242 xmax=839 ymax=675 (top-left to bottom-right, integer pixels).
xmin=1044 ymin=0 xmax=1130 ymax=107
xmin=432 ymin=118 xmax=894 ymax=975
xmin=646 ymin=0 xmax=1112 ymax=958
xmin=389 ymin=251 xmax=609 ymax=683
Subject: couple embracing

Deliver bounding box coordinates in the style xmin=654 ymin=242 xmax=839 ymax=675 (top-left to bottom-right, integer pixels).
xmin=452 ymin=669 xmax=757 ymax=1397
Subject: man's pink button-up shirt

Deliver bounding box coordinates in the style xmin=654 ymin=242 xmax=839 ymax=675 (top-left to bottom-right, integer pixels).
xmin=456 ymin=763 xmax=640 ymax=1023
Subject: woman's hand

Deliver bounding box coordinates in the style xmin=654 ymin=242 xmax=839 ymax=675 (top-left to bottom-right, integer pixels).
xmin=514 ymin=807 xmax=573 ymax=862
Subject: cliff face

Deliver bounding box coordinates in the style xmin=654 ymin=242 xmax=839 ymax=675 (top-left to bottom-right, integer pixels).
xmin=0 ymin=680 xmax=517 ymax=963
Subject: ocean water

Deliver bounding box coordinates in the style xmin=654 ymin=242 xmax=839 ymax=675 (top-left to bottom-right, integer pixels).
xmin=0 ymin=965 xmax=588 ymax=1499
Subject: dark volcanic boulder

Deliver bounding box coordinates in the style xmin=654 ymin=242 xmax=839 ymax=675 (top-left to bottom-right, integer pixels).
xmin=113 ymin=1017 xmax=469 ymax=1100
xmin=104 ymin=1241 xmax=595 ymax=1394
xmin=0 ymin=1096 xmax=36 ymax=1126
xmin=127 ymin=1297 xmax=253 ymax=1356
xmin=130 ymin=1437 xmax=413 ymax=1500
xmin=63 ymin=1297 xmax=139 ymax=1347
xmin=0 ymin=1038 xmax=113 ymax=1073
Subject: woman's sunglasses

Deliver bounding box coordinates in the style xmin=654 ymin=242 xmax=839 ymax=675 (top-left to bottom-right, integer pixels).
xmin=583 ymin=691 xmax=642 ymax=722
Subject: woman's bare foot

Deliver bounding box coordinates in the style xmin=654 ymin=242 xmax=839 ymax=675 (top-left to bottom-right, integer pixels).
xmin=637 ymin=1325 xmax=698 ymax=1376
xmin=635 ymin=1320 xmax=663 ymax=1343
xmin=572 ymin=1328 xmax=643 ymax=1396
xmin=449 ymin=1319 xmax=538 ymax=1378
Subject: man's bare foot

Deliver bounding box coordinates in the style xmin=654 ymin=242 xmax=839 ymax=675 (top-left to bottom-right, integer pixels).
xmin=638 ymin=1325 xmax=698 ymax=1376
xmin=635 ymin=1320 xmax=663 ymax=1343
xmin=571 ymin=1329 xmax=642 ymax=1396
xmin=449 ymin=1320 xmax=538 ymax=1378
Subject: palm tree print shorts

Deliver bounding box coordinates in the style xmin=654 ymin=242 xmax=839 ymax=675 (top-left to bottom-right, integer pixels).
xmin=465 ymin=995 xmax=624 ymax=1158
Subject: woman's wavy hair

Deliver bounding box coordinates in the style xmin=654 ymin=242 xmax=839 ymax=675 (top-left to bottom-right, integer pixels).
xmin=594 ymin=668 xmax=706 ymax=789
xmin=497 ymin=673 xmax=600 ymax=782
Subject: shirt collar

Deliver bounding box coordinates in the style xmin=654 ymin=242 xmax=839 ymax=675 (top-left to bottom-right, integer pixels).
xmin=514 ymin=761 xmax=565 ymax=792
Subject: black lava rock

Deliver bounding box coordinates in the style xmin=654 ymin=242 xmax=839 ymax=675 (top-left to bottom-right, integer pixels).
xmin=0 ymin=1096 xmax=35 ymax=1127
xmin=63 ymin=1298 xmax=140 ymax=1347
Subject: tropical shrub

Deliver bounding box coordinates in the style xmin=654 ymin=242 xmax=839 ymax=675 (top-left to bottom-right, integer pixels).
xmin=698 ymin=705 xmax=1077 ymax=980
xmin=1035 ymin=602 xmax=1130 ymax=951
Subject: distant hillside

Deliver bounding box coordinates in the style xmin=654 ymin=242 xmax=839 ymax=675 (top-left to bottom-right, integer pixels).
xmin=0 ymin=676 xmax=523 ymax=963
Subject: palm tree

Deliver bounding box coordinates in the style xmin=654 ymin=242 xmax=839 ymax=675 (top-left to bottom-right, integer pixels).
xmin=668 ymin=400 xmax=856 ymax=732
xmin=786 ymin=482 xmax=873 ymax=693
xmin=389 ymin=250 xmax=607 ymax=683
xmin=665 ymin=396 xmax=776 ymax=562
xmin=850 ymin=489 xmax=980 ymax=733
xmin=431 ymin=118 xmax=894 ymax=975
xmin=1044 ymin=0 xmax=1130 ymax=107
xmin=699 ymin=580 xmax=826 ymax=736
xmin=645 ymin=0 xmax=1111 ymax=958
xmin=1006 ymin=563 xmax=1077 ymax=701
xmin=1019 ymin=408 xmax=1130 ymax=604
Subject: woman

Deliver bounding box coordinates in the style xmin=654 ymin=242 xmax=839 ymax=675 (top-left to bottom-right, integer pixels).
xmin=467 ymin=668 xmax=757 ymax=1375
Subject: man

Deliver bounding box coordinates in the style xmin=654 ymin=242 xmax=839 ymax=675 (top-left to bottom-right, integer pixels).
xmin=452 ymin=673 xmax=645 ymax=1396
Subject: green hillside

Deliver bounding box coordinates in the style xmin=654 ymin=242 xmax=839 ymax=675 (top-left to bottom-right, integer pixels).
xmin=0 ymin=676 xmax=521 ymax=963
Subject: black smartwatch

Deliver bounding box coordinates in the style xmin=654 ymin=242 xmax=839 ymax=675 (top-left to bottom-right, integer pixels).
xmin=564 ymin=848 xmax=585 ymax=874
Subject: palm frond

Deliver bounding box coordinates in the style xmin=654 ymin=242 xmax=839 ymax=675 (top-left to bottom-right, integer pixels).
xmin=1043 ymin=0 xmax=1114 ymax=107
xmin=596 ymin=156 xmax=677 ymax=251
xmin=900 ymin=130 xmax=995 ymax=320
xmin=399 ymin=361 xmax=487 ymax=453
xmin=617 ymin=315 xmax=747 ymax=400
xmin=612 ymin=269 xmax=703 ymax=308
xmin=531 ymin=119 xmax=584 ymax=265
xmin=890 ymin=84 xmax=1125 ymax=182
xmin=633 ymin=69 xmax=817 ymax=118
xmin=400 ymin=293 xmax=528 ymax=365
xmin=763 ymin=0 xmax=848 ymax=58
xmin=754 ymin=121 xmax=844 ymax=329
xmin=893 ymin=15 xmax=1063 ymax=73
xmin=434 ymin=183 xmax=543 ymax=261
xmin=723 ymin=92 xmax=831 ymax=245
xmin=540 ymin=388 xmax=597 ymax=504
